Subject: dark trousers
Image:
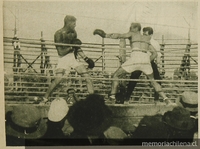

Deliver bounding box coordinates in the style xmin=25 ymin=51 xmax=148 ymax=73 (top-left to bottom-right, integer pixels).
xmin=126 ymin=61 xmax=162 ymax=101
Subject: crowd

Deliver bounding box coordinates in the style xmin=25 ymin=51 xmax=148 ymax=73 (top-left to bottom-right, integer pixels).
xmin=6 ymin=91 xmax=198 ymax=146
xmin=6 ymin=15 xmax=198 ymax=146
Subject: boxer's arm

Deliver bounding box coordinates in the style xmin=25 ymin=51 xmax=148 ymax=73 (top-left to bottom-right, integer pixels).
xmin=77 ymin=49 xmax=94 ymax=69
xmin=149 ymin=45 xmax=157 ymax=61
xmin=156 ymin=52 xmax=162 ymax=66
xmin=150 ymin=39 xmax=161 ymax=65
xmin=71 ymin=38 xmax=85 ymax=59
xmin=54 ymin=32 xmax=63 ymax=50
xmin=106 ymin=32 xmax=132 ymax=39
xmin=77 ymin=49 xmax=87 ymax=59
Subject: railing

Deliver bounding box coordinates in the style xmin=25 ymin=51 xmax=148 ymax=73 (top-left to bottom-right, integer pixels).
xmin=3 ymin=36 xmax=198 ymax=104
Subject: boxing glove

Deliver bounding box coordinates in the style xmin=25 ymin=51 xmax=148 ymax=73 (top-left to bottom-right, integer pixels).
xmin=84 ymin=57 xmax=95 ymax=69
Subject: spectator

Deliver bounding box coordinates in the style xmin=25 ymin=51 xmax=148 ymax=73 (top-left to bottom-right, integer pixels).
xmin=67 ymin=94 xmax=113 ymax=145
xmin=126 ymin=114 xmax=168 ymax=145
xmin=162 ymin=106 xmax=196 ymax=142
xmin=176 ymin=91 xmax=198 ymax=141
xmin=43 ymin=97 xmax=69 ymax=139
xmin=176 ymin=91 xmax=198 ymax=116
xmin=66 ymin=88 xmax=79 ymax=104
xmin=6 ymin=105 xmax=47 ymax=146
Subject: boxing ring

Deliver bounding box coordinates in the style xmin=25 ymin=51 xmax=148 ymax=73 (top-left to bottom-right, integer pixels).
xmin=3 ymin=36 xmax=198 ymax=131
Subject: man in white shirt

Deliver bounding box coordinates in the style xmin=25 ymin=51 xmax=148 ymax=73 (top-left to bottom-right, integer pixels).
xmin=125 ymin=27 xmax=162 ymax=103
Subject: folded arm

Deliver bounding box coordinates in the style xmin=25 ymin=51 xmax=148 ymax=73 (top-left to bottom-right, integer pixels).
xmin=54 ymin=33 xmax=73 ymax=56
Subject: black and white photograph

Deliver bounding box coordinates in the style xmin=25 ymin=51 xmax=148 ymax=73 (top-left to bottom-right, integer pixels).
xmin=1 ymin=0 xmax=198 ymax=148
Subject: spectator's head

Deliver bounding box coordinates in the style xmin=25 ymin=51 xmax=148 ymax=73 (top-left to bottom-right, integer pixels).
xmin=48 ymin=97 xmax=69 ymax=122
xmin=143 ymin=27 xmax=154 ymax=36
xmin=163 ymin=106 xmax=195 ymax=131
xmin=6 ymin=105 xmax=47 ymax=139
xmin=67 ymin=88 xmax=76 ymax=97
xmin=176 ymin=91 xmax=198 ymax=115
xmin=132 ymin=114 xmax=168 ymax=139
xmin=67 ymin=94 xmax=113 ymax=136
xmin=130 ymin=22 xmax=141 ymax=32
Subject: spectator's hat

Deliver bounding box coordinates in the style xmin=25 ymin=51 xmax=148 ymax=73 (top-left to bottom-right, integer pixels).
xmin=48 ymin=97 xmax=69 ymax=122
xmin=163 ymin=107 xmax=195 ymax=130
xmin=6 ymin=104 xmax=47 ymax=139
xmin=176 ymin=91 xmax=198 ymax=112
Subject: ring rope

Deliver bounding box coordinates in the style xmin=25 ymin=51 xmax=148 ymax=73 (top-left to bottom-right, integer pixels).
xmin=4 ymin=37 xmax=198 ymax=54
xmin=8 ymin=73 xmax=198 ymax=83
